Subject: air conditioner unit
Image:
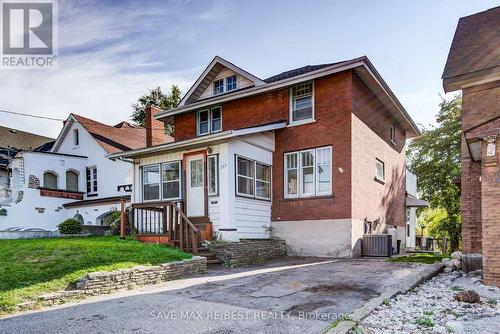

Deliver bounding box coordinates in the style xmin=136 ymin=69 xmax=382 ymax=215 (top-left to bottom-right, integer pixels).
xmin=362 ymin=234 xmax=392 ymax=257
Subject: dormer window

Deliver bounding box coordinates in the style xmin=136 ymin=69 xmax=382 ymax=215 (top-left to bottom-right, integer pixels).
xmin=197 ymin=107 xmax=222 ymax=136
xmin=213 ymin=79 xmax=224 ymax=95
xmin=226 ymin=75 xmax=237 ymax=91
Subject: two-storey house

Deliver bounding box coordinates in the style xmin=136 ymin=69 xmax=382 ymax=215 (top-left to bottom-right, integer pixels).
xmin=110 ymin=56 xmax=420 ymax=257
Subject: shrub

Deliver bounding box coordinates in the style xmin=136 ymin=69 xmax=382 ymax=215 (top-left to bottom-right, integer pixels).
xmin=58 ymin=218 xmax=83 ymax=235
xmin=109 ymin=210 xmax=132 ymax=235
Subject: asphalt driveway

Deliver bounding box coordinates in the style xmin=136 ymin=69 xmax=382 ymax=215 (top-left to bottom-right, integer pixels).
xmin=0 ymin=257 xmax=428 ymax=334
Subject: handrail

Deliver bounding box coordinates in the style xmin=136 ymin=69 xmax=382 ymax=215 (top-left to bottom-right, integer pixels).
xmin=167 ymin=201 xmax=199 ymax=233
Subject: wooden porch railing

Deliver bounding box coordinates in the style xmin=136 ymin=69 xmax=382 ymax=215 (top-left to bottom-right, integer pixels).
xmin=130 ymin=201 xmax=198 ymax=254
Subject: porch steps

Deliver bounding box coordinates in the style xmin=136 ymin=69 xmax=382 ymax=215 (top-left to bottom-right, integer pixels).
xmin=170 ymin=241 xmax=223 ymax=266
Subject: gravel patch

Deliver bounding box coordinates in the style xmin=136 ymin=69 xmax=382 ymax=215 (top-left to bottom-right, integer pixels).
xmin=353 ymin=271 xmax=500 ymax=334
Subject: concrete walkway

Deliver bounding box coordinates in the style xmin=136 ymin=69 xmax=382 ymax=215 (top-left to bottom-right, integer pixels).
xmin=0 ymin=257 xmax=436 ymax=334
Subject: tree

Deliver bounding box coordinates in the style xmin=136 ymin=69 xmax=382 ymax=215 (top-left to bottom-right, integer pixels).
xmin=407 ymin=95 xmax=462 ymax=252
xmin=131 ymin=85 xmax=181 ymax=135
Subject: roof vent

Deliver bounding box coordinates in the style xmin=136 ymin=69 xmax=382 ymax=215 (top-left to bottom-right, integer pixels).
xmin=9 ymin=129 xmax=18 ymax=134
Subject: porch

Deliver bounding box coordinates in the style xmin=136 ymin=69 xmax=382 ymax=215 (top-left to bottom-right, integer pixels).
xmin=126 ymin=200 xmax=212 ymax=255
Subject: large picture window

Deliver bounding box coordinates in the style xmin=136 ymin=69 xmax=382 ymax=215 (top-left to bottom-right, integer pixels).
xmin=143 ymin=161 xmax=182 ymax=201
xmin=236 ymin=156 xmax=271 ymax=200
xmin=197 ymin=107 xmax=222 ymax=136
xmin=284 ymin=146 xmax=332 ymax=198
xmin=290 ymin=82 xmax=314 ymax=124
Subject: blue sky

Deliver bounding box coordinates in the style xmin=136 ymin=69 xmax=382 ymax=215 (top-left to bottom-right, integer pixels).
xmin=0 ymin=0 xmax=497 ymax=138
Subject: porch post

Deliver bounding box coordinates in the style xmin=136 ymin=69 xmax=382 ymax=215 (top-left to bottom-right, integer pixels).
xmin=120 ymin=197 xmax=126 ymax=239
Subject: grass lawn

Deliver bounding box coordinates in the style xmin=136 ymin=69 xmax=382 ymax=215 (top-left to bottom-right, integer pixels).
xmin=387 ymin=253 xmax=445 ymax=264
xmin=0 ymin=236 xmax=191 ymax=314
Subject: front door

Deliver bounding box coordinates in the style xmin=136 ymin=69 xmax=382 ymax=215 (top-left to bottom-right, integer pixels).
xmin=186 ymin=154 xmax=205 ymax=217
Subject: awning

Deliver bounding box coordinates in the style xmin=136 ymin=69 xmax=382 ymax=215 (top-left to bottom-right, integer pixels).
xmin=406 ymin=196 xmax=429 ymax=208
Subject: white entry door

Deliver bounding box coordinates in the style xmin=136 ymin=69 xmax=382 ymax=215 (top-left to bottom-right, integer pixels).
xmin=186 ymin=154 xmax=205 ymax=217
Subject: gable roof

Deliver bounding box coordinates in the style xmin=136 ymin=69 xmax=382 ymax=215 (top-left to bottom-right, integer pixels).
xmin=442 ymin=6 xmax=500 ymax=92
xmin=0 ymin=125 xmax=53 ymax=151
xmin=52 ymin=114 xmax=170 ymax=154
xmin=157 ymin=56 xmax=420 ymax=138
xmin=178 ymin=56 xmax=266 ymax=107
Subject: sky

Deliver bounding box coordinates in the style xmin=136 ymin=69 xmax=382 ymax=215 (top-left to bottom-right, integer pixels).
xmin=0 ymin=0 xmax=498 ymax=139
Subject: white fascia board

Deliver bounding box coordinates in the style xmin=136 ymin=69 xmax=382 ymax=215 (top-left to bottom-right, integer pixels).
xmin=51 ymin=114 xmax=75 ymax=152
xmin=158 ymin=60 xmax=366 ymax=119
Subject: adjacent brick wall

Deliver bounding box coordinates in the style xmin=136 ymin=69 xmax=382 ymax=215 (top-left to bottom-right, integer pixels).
xmin=146 ymin=105 xmax=168 ymax=147
xmin=481 ymin=140 xmax=500 ymax=286
xmin=208 ymin=238 xmax=287 ymax=267
xmin=461 ymin=81 xmax=500 ymax=254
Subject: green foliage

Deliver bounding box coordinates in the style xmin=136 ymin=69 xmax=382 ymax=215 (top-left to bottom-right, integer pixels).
xmin=131 ymin=85 xmax=181 ymax=136
xmin=0 ymin=236 xmax=191 ymax=314
xmin=57 ymin=218 xmax=83 ymax=235
xmin=415 ymin=316 xmax=434 ymax=327
xmin=451 ymin=286 xmax=463 ymax=291
xmin=487 ymin=298 xmax=497 ymax=305
xmin=387 ymin=253 xmax=444 ymax=264
xmin=407 ymin=95 xmax=462 ymax=251
xmin=383 ymin=298 xmax=390 ymax=306
xmin=423 ymin=310 xmax=433 ymax=316
xmin=417 ymin=208 xmax=448 ymax=237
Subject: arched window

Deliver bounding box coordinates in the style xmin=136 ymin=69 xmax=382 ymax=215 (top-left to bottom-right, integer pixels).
xmin=66 ymin=170 xmax=79 ymax=192
xmin=43 ymin=172 xmax=58 ymax=189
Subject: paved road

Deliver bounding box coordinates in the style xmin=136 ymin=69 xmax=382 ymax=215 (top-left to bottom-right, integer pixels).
xmin=0 ymin=258 xmax=424 ymax=334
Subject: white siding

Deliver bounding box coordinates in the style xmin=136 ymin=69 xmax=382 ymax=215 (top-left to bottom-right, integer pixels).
xmin=406 ymin=170 xmax=417 ymax=197
xmin=199 ymin=68 xmax=254 ymax=100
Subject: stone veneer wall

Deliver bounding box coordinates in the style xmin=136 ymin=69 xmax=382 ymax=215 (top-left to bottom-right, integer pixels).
xmin=208 ymin=238 xmax=287 ymax=267
xmin=31 ymin=256 xmax=206 ymax=309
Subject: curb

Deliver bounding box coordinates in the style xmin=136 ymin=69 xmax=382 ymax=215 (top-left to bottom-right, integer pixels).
xmin=326 ymin=262 xmax=444 ymax=334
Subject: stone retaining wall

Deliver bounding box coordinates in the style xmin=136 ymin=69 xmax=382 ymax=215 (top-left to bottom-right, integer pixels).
xmin=208 ymin=238 xmax=287 ymax=267
xmin=30 ymin=256 xmax=207 ymax=309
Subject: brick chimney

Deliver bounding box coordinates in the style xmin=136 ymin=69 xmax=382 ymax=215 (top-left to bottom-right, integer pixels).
xmin=145 ymin=105 xmax=166 ymax=147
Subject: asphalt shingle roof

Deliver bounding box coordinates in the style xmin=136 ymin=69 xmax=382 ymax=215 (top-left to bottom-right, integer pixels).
xmin=442 ymin=6 xmax=500 ymax=80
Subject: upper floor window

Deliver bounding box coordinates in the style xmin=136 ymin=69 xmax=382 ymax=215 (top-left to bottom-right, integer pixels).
xmin=290 ymin=82 xmax=314 ymax=124
xmin=213 ymin=79 xmax=224 ymax=95
xmin=43 ymin=171 xmax=58 ymax=189
xmin=73 ymin=129 xmax=79 ymax=146
xmin=375 ymin=158 xmax=385 ymax=182
xmin=86 ymin=166 xmax=97 ymax=195
xmin=197 ymin=107 xmax=222 ymax=136
xmin=389 ymin=119 xmax=396 ymax=144
xmin=226 ymin=75 xmax=237 ymax=91
xmin=284 ymin=146 xmax=332 ymax=198
xmin=66 ymin=170 xmax=79 ymax=192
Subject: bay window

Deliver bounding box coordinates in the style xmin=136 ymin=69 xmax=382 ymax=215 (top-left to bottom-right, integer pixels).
xmin=236 ymin=156 xmax=271 ymax=200
xmin=284 ymin=146 xmax=332 ymax=198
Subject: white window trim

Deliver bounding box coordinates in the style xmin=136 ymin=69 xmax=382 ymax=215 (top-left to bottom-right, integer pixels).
xmin=284 ymin=152 xmax=299 ymax=199
xmin=375 ymin=158 xmax=385 ymax=182
xmin=207 ymin=155 xmax=219 ymax=196
xmin=289 ymin=81 xmax=315 ymax=126
xmin=235 ymin=155 xmax=271 ymax=201
xmin=86 ymin=166 xmax=98 ymax=195
xmin=389 ymin=119 xmax=396 ymax=145
xmin=161 ymin=161 xmax=182 ymax=201
xmin=255 ymin=162 xmax=272 ymax=201
xmin=197 ymin=106 xmax=222 ymax=136
xmin=284 ymin=146 xmax=332 ymax=199
xmin=213 ymin=78 xmax=224 ymax=95
xmin=226 ymin=75 xmax=237 ymax=92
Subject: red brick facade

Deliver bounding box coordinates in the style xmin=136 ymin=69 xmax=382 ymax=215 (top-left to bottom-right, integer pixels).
xmin=172 ymin=70 xmax=407 ymax=226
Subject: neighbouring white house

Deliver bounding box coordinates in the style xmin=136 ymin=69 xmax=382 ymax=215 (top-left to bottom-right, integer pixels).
xmin=405 ymin=169 xmax=428 ymax=250
xmin=0 ymin=114 xmax=166 ymax=236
